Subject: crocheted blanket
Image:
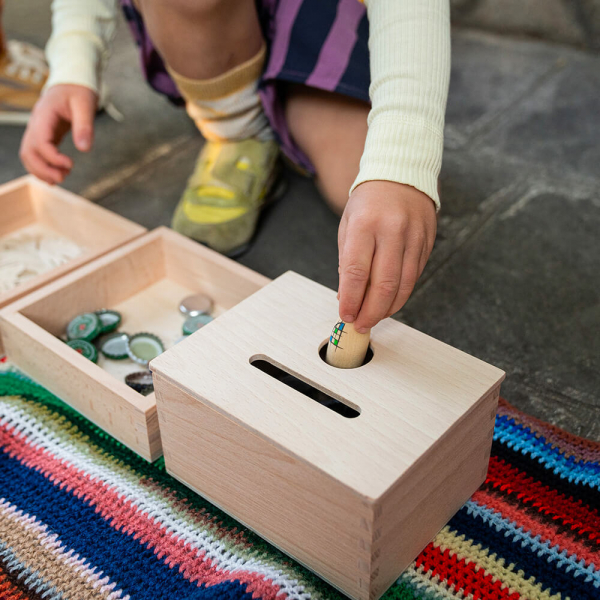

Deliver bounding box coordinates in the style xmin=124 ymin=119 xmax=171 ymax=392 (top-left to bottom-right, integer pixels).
xmin=0 ymin=368 xmax=598 ymax=600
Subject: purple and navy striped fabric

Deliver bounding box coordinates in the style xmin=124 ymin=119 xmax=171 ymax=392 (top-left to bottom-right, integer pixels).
xmin=120 ymin=0 xmax=370 ymax=171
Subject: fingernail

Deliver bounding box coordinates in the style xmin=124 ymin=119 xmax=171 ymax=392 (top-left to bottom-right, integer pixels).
xmin=356 ymin=327 xmax=369 ymax=334
xmin=77 ymin=135 xmax=90 ymax=151
xmin=342 ymin=314 xmax=355 ymax=323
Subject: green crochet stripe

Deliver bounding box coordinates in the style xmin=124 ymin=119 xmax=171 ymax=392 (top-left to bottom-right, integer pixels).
xmin=1 ymin=370 xmax=417 ymax=600
xmin=385 ymin=583 xmax=420 ymax=600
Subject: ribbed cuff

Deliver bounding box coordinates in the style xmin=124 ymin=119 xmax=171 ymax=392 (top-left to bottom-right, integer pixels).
xmin=351 ymin=116 xmax=443 ymax=210
xmin=45 ymin=33 xmax=102 ymax=94
xmin=167 ymin=44 xmax=266 ymax=101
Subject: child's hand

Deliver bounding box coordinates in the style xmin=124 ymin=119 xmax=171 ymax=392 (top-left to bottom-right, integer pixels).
xmin=20 ymin=84 xmax=97 ymax=185
xmin=337 ymin=181 xmax=437 ymax=333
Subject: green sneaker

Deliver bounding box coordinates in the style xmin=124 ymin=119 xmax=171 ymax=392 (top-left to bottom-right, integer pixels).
xmin=171 ymin=138 xmax=283 ymax=256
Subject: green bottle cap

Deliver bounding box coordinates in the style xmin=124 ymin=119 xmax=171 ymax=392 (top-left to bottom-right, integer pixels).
xmin=182 ymin=314 xmax=213 ymax=336
xmin=95 ymin=309 xmax=122 ymax=334
xmin=98 ymin=331 xmax=130 ymax=360
xmin=127 ymin=332 xmax=164 ymax=365
xmin=67 ymin=339 xmax=98 ymax=363
xmin=66 ymin=312 xmax=102 ymax=342
xmin=125 ymin=371 xmax=154 ymax=395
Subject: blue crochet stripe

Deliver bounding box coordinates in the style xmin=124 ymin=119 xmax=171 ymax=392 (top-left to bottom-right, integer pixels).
xmin=464 ymin=500 xmax=600 ymax=588
xmin=0 ymin=451 xmax=253 ymax=600
xmin=447 ymin=498 xmax=599 ymax=600
xmin=494 ymin=415 xmax=600 ymax=489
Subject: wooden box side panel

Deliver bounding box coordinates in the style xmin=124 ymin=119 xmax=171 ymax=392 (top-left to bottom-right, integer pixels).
xmin=29 ymin=179 xmax=146 ymax=251
xmin=1 ymin=312 xmax=160 ymax=461
xmin=370 ymin=387 xmax=500 ymax=599
xmin=161 ymin=228 xmax=270 ymax=309
xmin=15 ymin=236 xmax=165 ymax=336
xmin=154 ymin=374 xmax=373 ymax=600
xmin=0 ymin=178 xmax=36 ymax=236
xmin=0 ymin=177 xmax=146 ymax=312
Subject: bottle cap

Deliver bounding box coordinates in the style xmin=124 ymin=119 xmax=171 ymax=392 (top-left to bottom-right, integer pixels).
xmin=98 ymin=331 xmax=130 ymax=360
xmin=125 ymin=371 xmax=154 ymax=395
xmin=66 ymin=339 xmax=98 ymax=363
xmin=127 ymin=333 xmax=164 ymax=365
xmin=182 ymin=313 xmax=213 ymax=335
xmin=95 ymin=309 xmax=122 ymax=334
xmin=66 ymin=312 xmax=101 ymax=342
xmin=179 ymin=293 xmax=213 ymax=317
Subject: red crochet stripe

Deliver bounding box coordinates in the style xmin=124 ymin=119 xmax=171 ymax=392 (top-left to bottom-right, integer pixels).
xmin=486 ymin=455 xmax=600 ymax=543
xmin=0 ymin=565 xmax=28 ymax=600
xmin=416 ymin=541 xmax=522 ymax=600
xmin=472 ymin=489 xmax=600 ymax=568
xmin=0 ymin=422 xmax=285 ymax=600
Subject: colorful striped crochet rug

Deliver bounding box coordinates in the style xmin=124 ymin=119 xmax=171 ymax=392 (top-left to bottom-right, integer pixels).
xmin=0 ymin=367 xmax=598 ymax=600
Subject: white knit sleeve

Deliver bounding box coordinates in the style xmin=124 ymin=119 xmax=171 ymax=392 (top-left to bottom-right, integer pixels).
xmin=351 ymin=0 xmax=451 ymax=209
xmin=45 ymin=0 xmax=119 ymax=94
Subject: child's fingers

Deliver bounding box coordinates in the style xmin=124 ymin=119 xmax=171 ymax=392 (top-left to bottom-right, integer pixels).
xmin=37 ymin=142 xmax=73 ymax=171
xmin=353 ymin=238 xmax=403 ymax=332
xmin=337 ymin=217 xmax=348 ymax=300
xmin=385 ymin=247 xmax=422 ymax=318
xmin=338 ymin=227 xmax=374 ymax=324
xmin=23 ymin=150 xmax=66 ymax=185
xmin=69 ymin=93 xmax=96 ymax=152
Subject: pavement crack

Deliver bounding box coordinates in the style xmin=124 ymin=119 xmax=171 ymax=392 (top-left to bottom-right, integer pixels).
xmin=79 ymin=134 xmax=196 ymax=203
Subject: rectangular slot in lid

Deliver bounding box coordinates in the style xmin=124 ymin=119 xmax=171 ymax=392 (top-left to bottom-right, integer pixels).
xmin=250 ymin=355 xmax=360 ymax=418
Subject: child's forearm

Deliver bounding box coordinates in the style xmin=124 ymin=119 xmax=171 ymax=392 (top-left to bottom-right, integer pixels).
xmin=45 ymin=0 xmax=119 ymax=94
xmin=352 ymin=0 xmax=451 ymax=209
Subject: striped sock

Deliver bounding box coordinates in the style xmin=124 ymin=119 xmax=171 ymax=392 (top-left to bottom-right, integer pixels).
xmin=167 ymin=45 xmax=273 ymax=142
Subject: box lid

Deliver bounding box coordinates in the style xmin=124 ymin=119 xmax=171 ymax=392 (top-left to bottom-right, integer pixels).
xmin=150 ymin=271 xmax=505 ymax=500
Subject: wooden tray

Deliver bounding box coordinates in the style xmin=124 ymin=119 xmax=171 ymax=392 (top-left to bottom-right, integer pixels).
xmin=0 ymin=175 xmax=146 ymax=311
xmin=0 ymin=227 xmax=269 ymax=461
xmin=151 ymin=271 xmax=505 ymax=600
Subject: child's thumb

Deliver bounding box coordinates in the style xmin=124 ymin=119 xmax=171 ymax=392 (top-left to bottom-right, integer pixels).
xmin=70 ymin=93 xmax=96 ymax=152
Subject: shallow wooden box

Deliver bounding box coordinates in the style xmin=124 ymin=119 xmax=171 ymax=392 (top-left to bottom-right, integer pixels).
xmin=151 ymin=271 xmax=505 ymax=600
xmin=0 ymin=227 xmax=269 ymax=461
xmin=0 ymin=175 xmax=146 ymax=311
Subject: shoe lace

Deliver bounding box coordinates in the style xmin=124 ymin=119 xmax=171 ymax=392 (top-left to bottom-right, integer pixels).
xmin=4 ymin=40 xmax=48 ymax=84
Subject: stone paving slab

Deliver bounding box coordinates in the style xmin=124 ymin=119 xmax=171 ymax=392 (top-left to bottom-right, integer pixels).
xmin=402 ymin=188 xmax=600 ymax=440
xmin=445 ymin=30 xmax=565 ymax=148
xmin=426 ymin=147 xmax=527 ymax=280
xmin=451 ymin=0 xmax=600 ymax=50
xmin=477 ymin=51 xmax=600 ymax=182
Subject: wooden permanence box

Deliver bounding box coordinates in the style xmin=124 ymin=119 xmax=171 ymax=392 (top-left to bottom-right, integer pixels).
xmin=0 ymin=175 xmax=145 ymax=311
xmin=151 ymin=272 xmax=505 ymax=600
xmin=0 ymin=227 xmax=268 ymax=461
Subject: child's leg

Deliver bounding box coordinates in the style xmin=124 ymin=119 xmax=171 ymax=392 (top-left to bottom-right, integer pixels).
xmin=285 ymin=85 xmax=370 ymax=216
xmin=133 ymin=0 xmax=280 ymax=256
xmin=136 ymin=0 xmax=262 ymax=80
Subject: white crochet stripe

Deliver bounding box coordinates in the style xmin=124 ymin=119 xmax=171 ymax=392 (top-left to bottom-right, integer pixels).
xmin=0 ymin=499 xmax=128 ymax=599
xmin=0 ymin=400 xmax=312 ymax=600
